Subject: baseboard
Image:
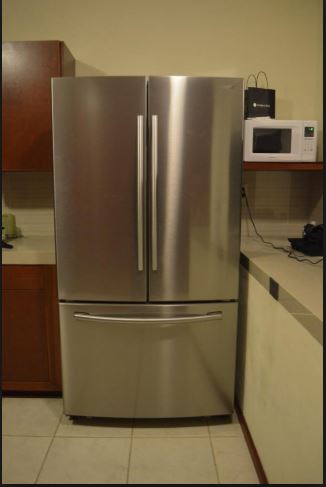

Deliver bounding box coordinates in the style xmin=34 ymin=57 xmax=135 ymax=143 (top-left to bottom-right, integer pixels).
xmin=235 ymin=400 xmax=269 ymax=484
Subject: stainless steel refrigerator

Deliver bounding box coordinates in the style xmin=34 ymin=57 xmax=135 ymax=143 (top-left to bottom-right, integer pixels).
xmin=52 ymin=76 xmax=243 ymax=418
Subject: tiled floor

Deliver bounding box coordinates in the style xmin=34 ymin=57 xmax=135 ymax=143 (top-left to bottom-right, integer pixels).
xmin=2 ymin=398 xmax=259 ymax=484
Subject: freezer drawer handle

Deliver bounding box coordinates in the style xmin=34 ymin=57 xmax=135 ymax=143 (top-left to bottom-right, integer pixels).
xmin=73 ymin=311 xmax=223 ymax=324
xmin=137 ymin=115 xmax=144 ymax=271
xmin=151 ymin=114 xmax=158 ymax=271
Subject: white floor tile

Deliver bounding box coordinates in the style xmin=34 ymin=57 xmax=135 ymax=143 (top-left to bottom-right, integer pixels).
xmin=133 ymin=417 xmax=209 ymax=437
xmin=2 ymin=398 xmax=260 ymax=485
xmin=129 ymin=437 xmax=218 ymax=484
xmin=212 ymin=436 xmax=259 ymax=484
xmin=2 ymin=436 xmax=51 ymax=484
xmin=37 ymin=437 xmax=131 ymax=484
xmin=2 ymin=398 xmax=63 ymax=436
xmin=56 ymin=414 xmax=132 ymax=437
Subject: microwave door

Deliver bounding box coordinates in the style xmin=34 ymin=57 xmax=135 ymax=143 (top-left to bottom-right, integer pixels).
xmin=253 ymin=128 xmax=292 ymax=154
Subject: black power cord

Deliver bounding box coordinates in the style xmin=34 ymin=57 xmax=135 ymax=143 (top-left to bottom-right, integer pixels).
xmin=242 ymin=187 xmax=323 ymax=265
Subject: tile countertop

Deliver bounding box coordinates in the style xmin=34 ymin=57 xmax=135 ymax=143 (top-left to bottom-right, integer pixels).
xmin=2 ymin=234 xmax=322 ymax=321
xmin=2 ymin=236 xmax=56 ymax=265
xmin=241 ymin=236 xmax=323 ymax=322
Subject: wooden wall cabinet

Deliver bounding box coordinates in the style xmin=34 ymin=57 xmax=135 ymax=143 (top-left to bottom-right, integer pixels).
xmin=2 ymin=265 xmax=62 ymax=392
xmin=2 ymin=41 xmax=75 ymax=171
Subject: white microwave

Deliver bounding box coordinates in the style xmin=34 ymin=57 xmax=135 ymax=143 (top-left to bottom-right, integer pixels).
xmin=243 ymin=119 xmax=318 ymax=162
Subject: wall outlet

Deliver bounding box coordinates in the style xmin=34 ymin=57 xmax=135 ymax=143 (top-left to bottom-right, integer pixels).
xmin=242 ymin=184 xmax=248 ymax=197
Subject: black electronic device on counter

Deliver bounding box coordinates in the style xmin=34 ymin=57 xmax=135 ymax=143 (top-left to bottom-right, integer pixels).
xmin=288 ymin=224 xmax=323 ymax=257
xmin=2 ymin=226 xmax=13 ymax=248
xmin=2 ymin=241 xmax=13 ymax=248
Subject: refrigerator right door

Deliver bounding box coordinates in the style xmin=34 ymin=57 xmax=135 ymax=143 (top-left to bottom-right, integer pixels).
xmin=148 ymin=77 xmax=243 ymax=302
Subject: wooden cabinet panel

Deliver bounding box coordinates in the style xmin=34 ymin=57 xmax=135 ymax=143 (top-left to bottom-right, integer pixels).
xmin=2 ymin=265 xmax=62 ymax=392
xmin=2 ymin=265 xmax=44 ymax=290
xmin=243 ymin=162 xmax=323 ymax=171
xmin=2 ymin=41 xmax=75 ymax=172
xmin=3 ymin=289 xmax=50 ymax=382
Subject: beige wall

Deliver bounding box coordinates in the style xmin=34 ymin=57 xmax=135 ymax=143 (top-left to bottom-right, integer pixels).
xmin=241 ymin=171 xmax=323 ymax=237
xmin=2 ymin=0 xmax=323 ymax=158
xmin=2 ymin=173 xmax=55 ymax=236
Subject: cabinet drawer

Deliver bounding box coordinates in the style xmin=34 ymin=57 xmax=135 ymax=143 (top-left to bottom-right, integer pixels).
xmin=2 ymin=265 xmax=44 ymax=290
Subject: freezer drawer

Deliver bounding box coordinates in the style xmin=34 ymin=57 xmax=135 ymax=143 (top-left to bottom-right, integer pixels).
xmin=59 ymin=302 xmax=238 ymax=418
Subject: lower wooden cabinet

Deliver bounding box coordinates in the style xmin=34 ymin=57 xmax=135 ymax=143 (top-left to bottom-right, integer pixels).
xmin=2 ymin=265 xmax=62 ymax=392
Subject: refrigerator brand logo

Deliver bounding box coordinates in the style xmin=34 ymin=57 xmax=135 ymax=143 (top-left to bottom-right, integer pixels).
xmin=253 ymin=102 xmax=270 ymax=108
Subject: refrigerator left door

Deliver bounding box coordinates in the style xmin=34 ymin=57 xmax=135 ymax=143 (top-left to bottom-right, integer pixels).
xmin=52 ymin=77 xmax=147 ymax=301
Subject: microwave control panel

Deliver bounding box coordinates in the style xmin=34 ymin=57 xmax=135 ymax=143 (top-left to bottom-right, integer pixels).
xmin=302 ymin=123 xmax=317 ymax=160
xmin=304 ymin=126 xmax=315 ymax=137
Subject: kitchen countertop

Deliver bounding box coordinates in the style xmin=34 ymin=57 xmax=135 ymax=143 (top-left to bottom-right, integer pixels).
xmin=2 ymin=234 xmax=322 ymax=322
xmin=2 ymin=235 xmax=56 ymax=265
xmin=241 ymin=235 xmax=323 ymax=322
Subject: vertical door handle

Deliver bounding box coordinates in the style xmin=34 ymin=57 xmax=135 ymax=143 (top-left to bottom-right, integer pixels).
xmin=151 ymin=115 xmax=158 ymax=271
xmin=137 ymin=115 xmax=144 ymax=271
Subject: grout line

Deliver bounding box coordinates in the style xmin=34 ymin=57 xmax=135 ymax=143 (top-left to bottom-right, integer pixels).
xmin=207 ymin=419 xmax=221 ymax=484
xmin=39 ymin=433 xmax=210 ymax=439
xmin=208 ymin=434 xmax=241 ymax=438
xmin=34 ymin=412 xmax=63 ymax=484
xmin=291 ymin=312 xmax=316 ymax=316
xmin=126 ymin=419 xmax=135 ymax=484
xmin=207 ymin=428 xmax=243 ymax=438
xmin=4 ymin=432 xmax=240 ymax=440
xmin=56 ymin=435 xmax=131 ymax=440
xmin=3 ymin=434 xmax=58 ymax=438
xmin=131 ymin=434 xmax=210 ymax=438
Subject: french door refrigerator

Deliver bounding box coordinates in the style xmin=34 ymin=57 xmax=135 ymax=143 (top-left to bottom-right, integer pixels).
xmin=52 ymin=76 xmax=243 ymax=418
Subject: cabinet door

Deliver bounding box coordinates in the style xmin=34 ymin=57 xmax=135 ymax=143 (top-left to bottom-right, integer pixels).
xmin=2 ymin=266 xmax=61 ymax=392
xmin=2 ymin=42 xmax=61 ymax=171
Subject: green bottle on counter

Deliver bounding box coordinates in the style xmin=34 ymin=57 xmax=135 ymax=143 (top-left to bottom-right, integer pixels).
xmin=2 ymin=214 xmax=18 ymax=238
